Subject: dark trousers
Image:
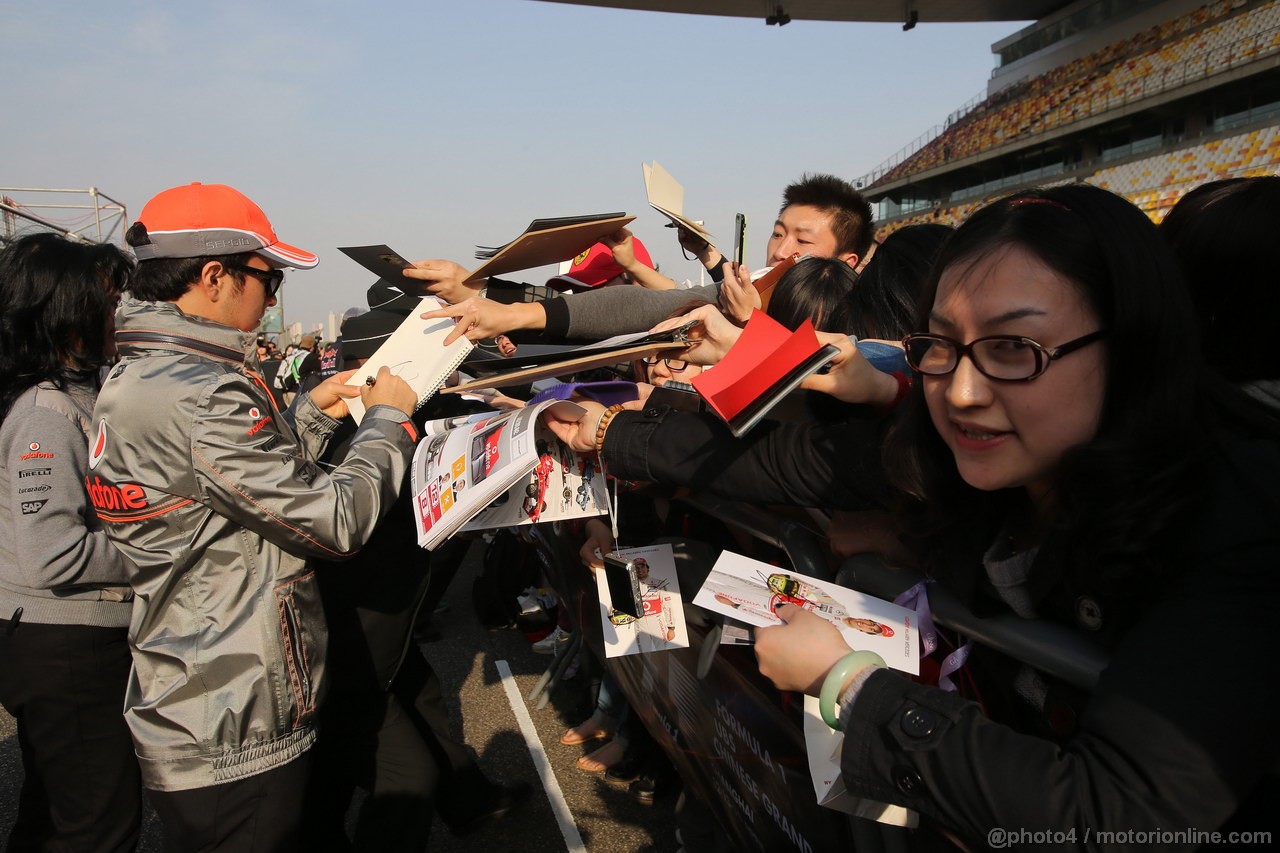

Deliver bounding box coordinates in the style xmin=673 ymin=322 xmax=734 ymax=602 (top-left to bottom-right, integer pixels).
xmin=148 ymin=754 xmax=312 ymax=853
xmin=0 ymin=620 xmax=141 ymax=853
xmin=301 ymin=646 xmax=494 ymax=852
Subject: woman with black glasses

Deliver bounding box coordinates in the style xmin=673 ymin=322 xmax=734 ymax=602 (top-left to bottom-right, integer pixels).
xmin=547 ymin=184 xmax=1279 ymax=846
xmin=0 ymin=233 xmax=142 ymax=852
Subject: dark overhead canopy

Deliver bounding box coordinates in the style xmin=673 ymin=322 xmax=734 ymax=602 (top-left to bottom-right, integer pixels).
xmin=534 ymin=0 xmax=1070 ymax=24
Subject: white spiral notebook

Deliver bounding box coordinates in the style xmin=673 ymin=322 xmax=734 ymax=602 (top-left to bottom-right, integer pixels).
xmin=343 ymin=296 xmax=474 ymax=424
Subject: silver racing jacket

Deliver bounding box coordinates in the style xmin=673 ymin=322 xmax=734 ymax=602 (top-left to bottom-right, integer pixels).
xmin=90 ymin=300 xmax=418 ymax=791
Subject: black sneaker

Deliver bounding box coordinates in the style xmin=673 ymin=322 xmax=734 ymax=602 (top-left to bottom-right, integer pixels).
xmin=603 ymin=750 xmax=646 ymax=788
xmin=628 ymin=773 xmax=657 ymax=805
xmin=446 ymin=780 xmax=532 ymax=836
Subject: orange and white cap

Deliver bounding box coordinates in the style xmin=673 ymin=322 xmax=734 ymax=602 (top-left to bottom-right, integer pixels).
xmin=132 ymin=182 xmax=318 ymax=269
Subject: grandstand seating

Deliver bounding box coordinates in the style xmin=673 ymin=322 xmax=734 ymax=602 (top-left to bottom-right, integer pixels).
xmin=870 ymin=0 xmax=1280 ymax=187
xmin=874 ymin=126 xmax=1280 ymax=241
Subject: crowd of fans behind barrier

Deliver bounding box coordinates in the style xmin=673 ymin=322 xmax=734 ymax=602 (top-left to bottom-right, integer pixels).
xmin=0 ymin=171 xmax=1277 ymax=852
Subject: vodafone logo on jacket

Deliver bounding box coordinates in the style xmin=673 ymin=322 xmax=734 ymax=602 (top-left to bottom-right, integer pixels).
xmin=89 ymin=420 xmax=107 ymax=470
xmin=247 ymin=405 xmax=273 ymax=436
xmin=19 ymin=441 xmax=55 ymax=461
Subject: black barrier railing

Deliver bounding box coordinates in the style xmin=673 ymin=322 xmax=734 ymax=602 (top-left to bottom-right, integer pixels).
xmin=676 ymin=494 xmax=834 ymax=582
xmin=837 ymin=554 xmax=1110 ymax=693
xmin=675 ymin=494 xmax=1111 ymax=691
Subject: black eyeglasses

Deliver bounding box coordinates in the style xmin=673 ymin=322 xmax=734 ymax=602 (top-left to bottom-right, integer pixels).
xmin=225 ymin=263 xmax=285 ymax=299
xmin=902 ymin=330 xmax=1106 ymax=381
xmin=640 ymin=356 xmax=689 ymax=372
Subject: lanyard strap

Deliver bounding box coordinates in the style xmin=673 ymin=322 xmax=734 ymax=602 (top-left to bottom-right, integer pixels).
xmin=893 ymin=580 xmax=972 ymax=692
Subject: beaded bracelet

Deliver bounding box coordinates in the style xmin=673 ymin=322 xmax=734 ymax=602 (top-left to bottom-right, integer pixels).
xmin=593 ymin=404 xmax=626 ymax=453
xmin=819 ymin=650 xmax=887 ymax=730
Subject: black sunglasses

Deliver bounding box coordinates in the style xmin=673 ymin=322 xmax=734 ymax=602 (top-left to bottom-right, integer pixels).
xmin=225 ymin=263 xmax=285 ymax=299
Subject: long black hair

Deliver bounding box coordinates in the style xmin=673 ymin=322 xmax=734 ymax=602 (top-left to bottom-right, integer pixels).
xmin=1159 ymin=176 xmax=1280 ymax=382
xmin=837 ymin=223 xmax=953 ymax=339
xmin=883 ymin=185 xmax=1209 ymax=605
xmin=0 ymin=233 xmax=133 ymax=421
xmin=767 ymin=257 xmax=858 ymax=332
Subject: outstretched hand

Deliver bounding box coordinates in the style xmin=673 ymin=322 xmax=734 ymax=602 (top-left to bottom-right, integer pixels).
xmin=675 ymin=225 xmax=719 ymax=267
xmin=718 ymin=261 xmax=762 ymax=325
xmin=801 ymin=335 xmax=902 ymax=406
xmin=401 ymin=259 xmax=480 ymax=305
xmin=542 ymin=399 xmax=608 ymax=454
xmin=648 ymin=303 xmax=741 ymax=366
xmin=754 ymin=604 xmax=854 ymax=696
xmin=421 ymin=297 xmax=526 ymax=346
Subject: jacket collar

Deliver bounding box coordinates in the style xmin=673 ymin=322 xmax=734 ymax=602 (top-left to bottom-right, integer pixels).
xmin=115 ymin=298 xmax=257 ymax=367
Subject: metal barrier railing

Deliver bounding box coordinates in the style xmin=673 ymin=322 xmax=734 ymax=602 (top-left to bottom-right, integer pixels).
xmin=675 ymin=496 xmax=1111 ymax=692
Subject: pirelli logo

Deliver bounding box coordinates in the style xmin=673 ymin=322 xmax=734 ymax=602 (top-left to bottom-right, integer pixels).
xmin=18 ymin=468 xmax=52 ymax=479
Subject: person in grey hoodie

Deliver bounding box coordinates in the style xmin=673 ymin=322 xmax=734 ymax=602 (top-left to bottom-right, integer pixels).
xmin=0 ymin=233 xmax=141 ymax=852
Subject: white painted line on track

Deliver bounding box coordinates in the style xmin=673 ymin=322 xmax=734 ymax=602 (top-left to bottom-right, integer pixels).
xmin=496 ymin=659 xmax=586 ymax=853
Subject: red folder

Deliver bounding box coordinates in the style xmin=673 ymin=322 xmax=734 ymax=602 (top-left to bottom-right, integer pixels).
xmin=691 ymin=310 xmax=838 ymax=436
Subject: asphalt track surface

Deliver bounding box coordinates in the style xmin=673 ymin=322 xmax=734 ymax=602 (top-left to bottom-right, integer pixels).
xmin=0 ymin=541 xmax=682 ymax=852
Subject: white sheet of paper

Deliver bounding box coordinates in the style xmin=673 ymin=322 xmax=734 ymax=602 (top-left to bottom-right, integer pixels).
xmin=692 ymin=550 xmax=919 ymax=675
xmin=802 ymin=695 xmax=918 ymax=825
xmin=595 ymin=543 xmax=690 ymax=658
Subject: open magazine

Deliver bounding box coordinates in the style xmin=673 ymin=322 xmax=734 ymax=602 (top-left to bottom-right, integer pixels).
xmin=409 ymin=400 xmax=606 ymax=550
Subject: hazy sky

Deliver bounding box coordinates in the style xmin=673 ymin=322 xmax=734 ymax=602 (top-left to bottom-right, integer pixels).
xmin=2 ymin=0 xmax=1023 ymax=329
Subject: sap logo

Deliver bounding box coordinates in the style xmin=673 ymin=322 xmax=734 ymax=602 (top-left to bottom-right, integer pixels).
xmin=18 ymin=468 xmax=51 ymax=479
xmin=21 ymin=500 xmax=47 ymax=515
xmin=84 ymin=476 xmax=148 ymax=512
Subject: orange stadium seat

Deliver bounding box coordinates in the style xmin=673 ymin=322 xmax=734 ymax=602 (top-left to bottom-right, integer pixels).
xmin=871 ymin=1 xmax=1280 ymax=187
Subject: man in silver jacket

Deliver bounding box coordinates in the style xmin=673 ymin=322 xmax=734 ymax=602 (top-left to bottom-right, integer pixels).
xmin=90 ymin=182 xmax=419 ymax=851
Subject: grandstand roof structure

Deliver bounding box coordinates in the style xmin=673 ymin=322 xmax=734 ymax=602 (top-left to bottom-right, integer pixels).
xmin=536 ymin=0 xmax=1068 ymax=24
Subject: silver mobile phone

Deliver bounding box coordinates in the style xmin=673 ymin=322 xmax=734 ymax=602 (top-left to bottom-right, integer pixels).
xmin=602 ymin=553 xmax=643 ymax=619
